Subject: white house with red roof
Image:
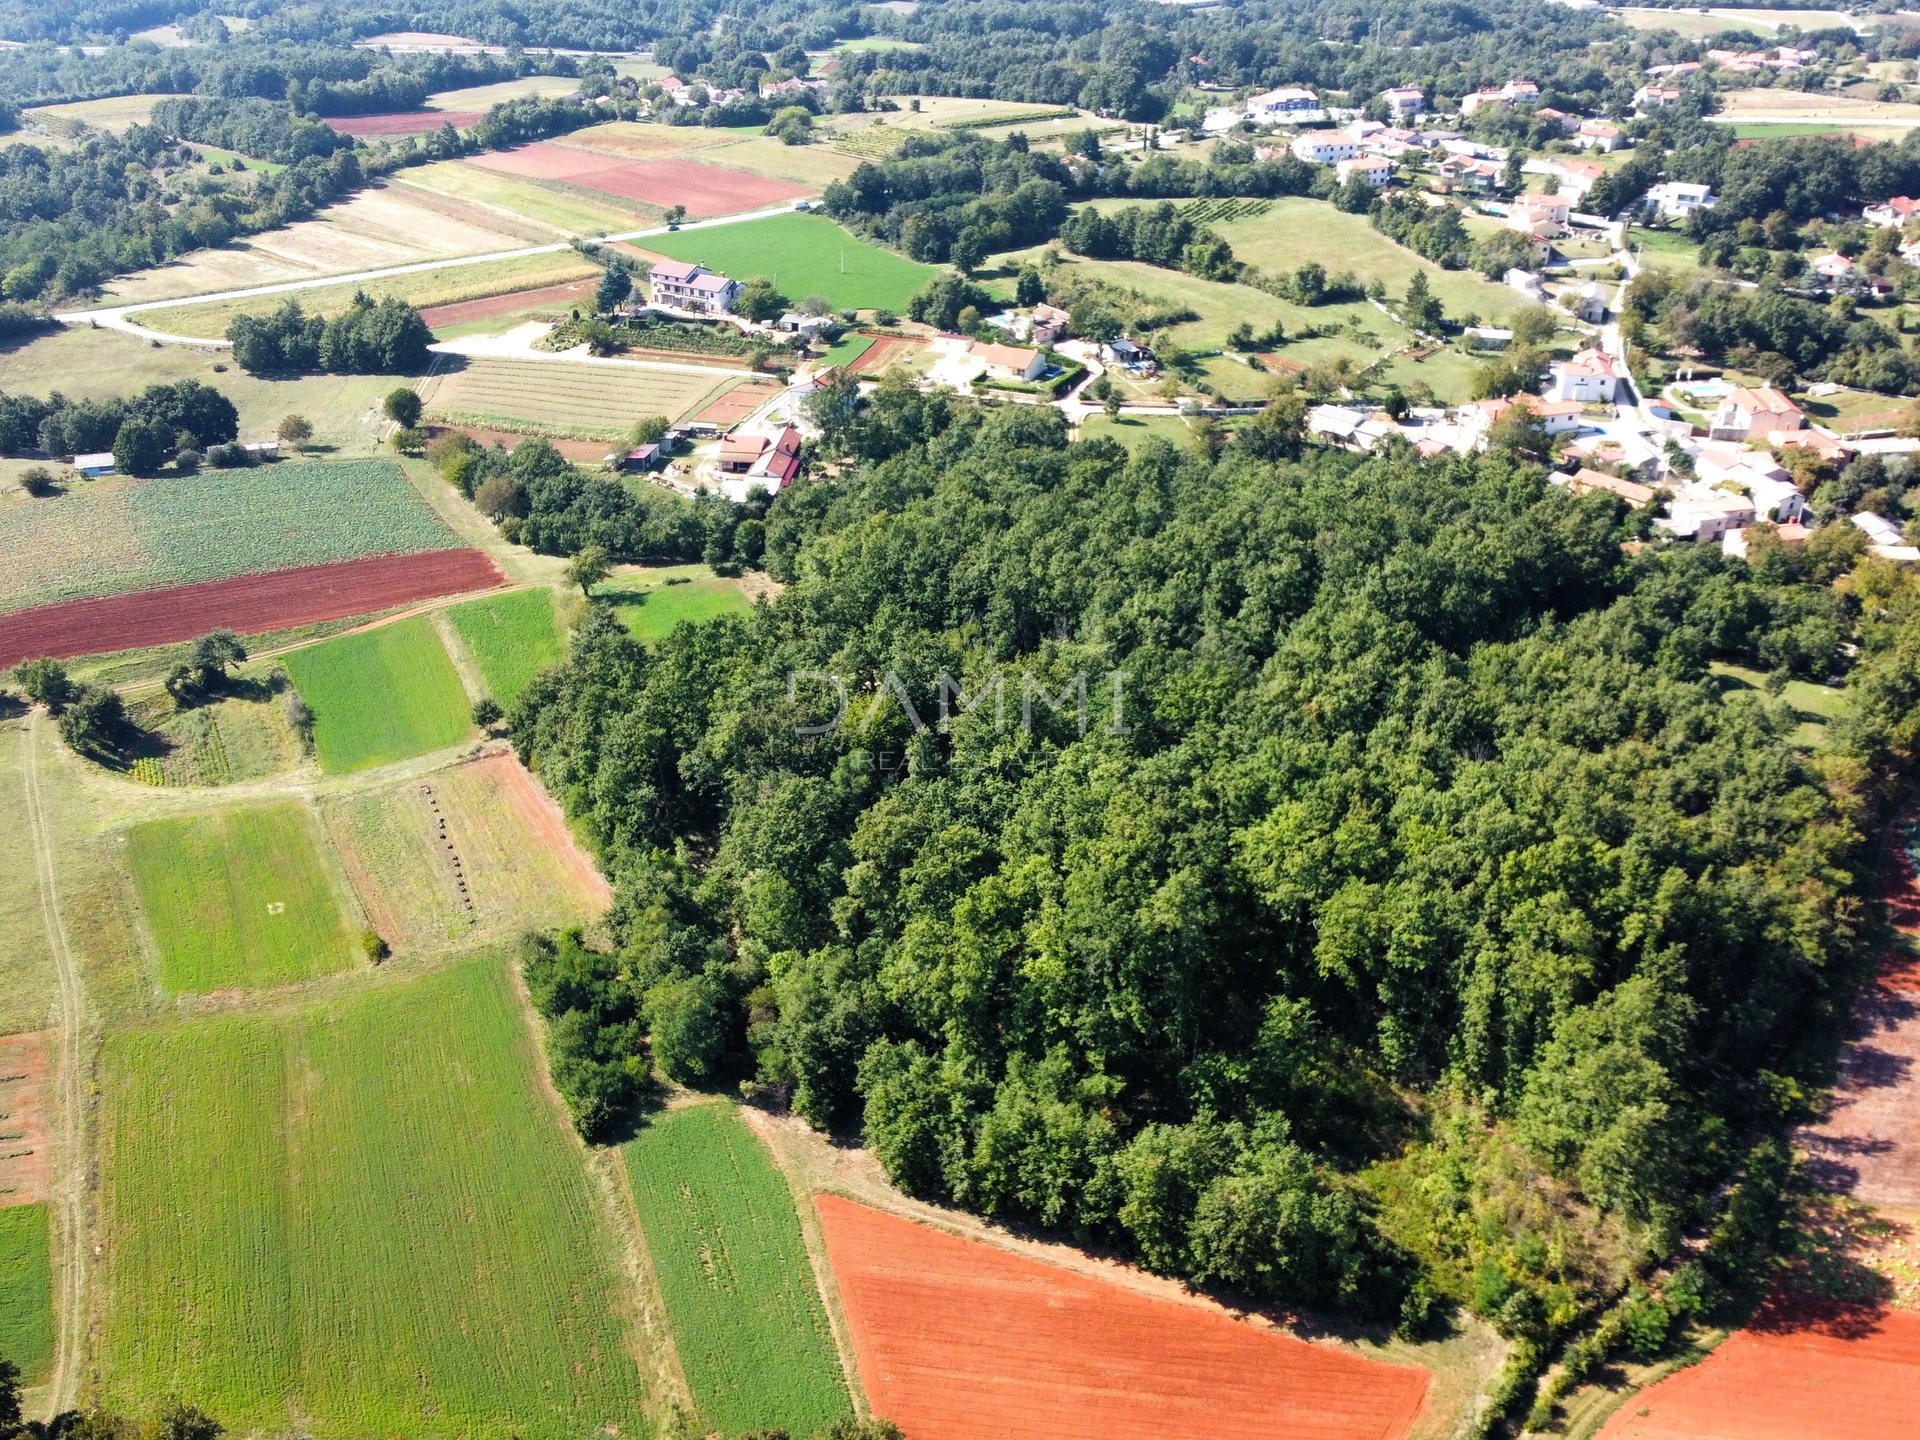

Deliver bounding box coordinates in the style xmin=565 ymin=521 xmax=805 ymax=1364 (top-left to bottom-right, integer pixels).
xmin=1865 ymin=196 xmax=1920 ymax=228
xmin=1548 ymin=347 xmax=1628 ymax=403
xmin=649 ymin=259 xmax=740 ymax=314
xmin=1710 ymin=387 xmax=1804 ymax=442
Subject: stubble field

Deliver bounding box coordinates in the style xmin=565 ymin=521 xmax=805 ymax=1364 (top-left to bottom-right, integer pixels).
xmin=96 ymin=959 xmax=649 ymax=1440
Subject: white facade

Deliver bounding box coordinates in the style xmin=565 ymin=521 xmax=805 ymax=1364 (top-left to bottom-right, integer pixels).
xmin=1336 ymin=156 xmax=1394 ymax=187
xmin=1382 ymin=87 xmax=1424 ymax=117
xmin=1643 ymin=182 xmax=1715 ymax=220
xmin=1291 ymin=131 xmax=1359 ymax=164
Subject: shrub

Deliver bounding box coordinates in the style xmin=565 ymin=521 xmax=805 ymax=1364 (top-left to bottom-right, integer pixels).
xmin=19 ymin=464 xmax=55 ymax=495
xmin=360 ymin=929 xmax=391 ymax=963
xmin=13 ymin=656 xmax=76 ymax=711
xmin=58 ymin=683 xmax=130 ymax=761
xmin=384 ymin=387 xmax=423 ymax=428
xmin=472 ymin=696 xmax=503 ymax=727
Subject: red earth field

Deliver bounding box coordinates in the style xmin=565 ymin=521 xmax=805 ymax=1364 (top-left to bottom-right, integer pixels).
xmin=815 ymin=1195 xmax=1429 ymax=1440
xmin=846 ymin=335 xmax=920 ymax=376
xmin=420 ymin=277 xmax=596 ymax=328
xmin=325 ymin=110 xmax=483 ymax=136
xmin=0 ymin=1032 xmax=50 ymax=1208
xmin=1596 ymin=1299 xmax=1920 ymax=1440
xmin=0 ymin=549 xmax=504 ymax=668
xmin=478 ymin=750 xmax=614 ymax=909
xmin=465 ymin=143 xmax=812 ymax=216
xmin=690 ymin=387 xmax=771 ymax=427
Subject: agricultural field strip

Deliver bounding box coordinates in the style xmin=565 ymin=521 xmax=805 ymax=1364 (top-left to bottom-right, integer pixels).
xmin=430 ymin=340 xmax=754 ymax=382
xmin=54 ymin=203 xmax=807 ymax=337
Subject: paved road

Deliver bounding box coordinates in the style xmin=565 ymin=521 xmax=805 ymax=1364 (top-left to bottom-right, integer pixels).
xmin=53 ymin=201 xmax=807 ymax=346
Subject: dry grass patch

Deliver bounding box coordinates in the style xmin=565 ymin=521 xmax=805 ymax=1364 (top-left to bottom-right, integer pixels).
xmin=422 ymin=356 xmax=734 ymax=439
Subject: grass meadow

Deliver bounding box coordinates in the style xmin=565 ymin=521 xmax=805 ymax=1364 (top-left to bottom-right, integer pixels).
xmin=642 ymin=213 xmax=938 ymax=312
xmin=97 ymin=959 xmax=647 ymax=1440
xmin=447 ymin=589 xmax=564 ymax=705
xmin=282 ymin=617 xmax=473 ymax=772
xmin=600 ymin=571 xmax=754 ymax=643
xmin=126 ymin=802 xmax=357 ymax=992
xmin=0 ymin=1203 xmax=52 ymax=1383
xmin=624 ymin=1105 xmax=849 ymax=1436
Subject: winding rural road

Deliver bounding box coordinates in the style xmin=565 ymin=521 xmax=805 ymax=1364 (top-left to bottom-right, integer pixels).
xmin=51 ymin=201 xmax=807 ymax=345
xmin=20 ymin=715 xmax=88 ymax=1418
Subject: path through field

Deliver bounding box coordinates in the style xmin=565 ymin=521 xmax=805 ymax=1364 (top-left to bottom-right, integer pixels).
xmin=20 ymin=717 xmax=87 ymax=1416
xmin=816 ymin=1194 xmax=1429 ymax=1440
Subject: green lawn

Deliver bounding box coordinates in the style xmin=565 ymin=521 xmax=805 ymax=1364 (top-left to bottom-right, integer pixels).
xmin=624 ymin=1104 xmax=848 ymax=1436
xmin=97 ymin=959 xmax=647 ymax=1440
xmin=1628 ymin=227 xmax=1702 ymax=273
xmin=817 ymin=332 xmax=876 ymax=368
xmin=1080 ymin=413 xmax=1199 ymax=451
xmin=447 ymin=588 xmax=565 ymax=707
xmin=126 ymin=802 xmax=356 ymax=992
xmin=642 ymin=213 xmax=939 ymax=312
xmin=1712 ymin=661 xmax=1845 ymax=748
xmin=599 ymin=571 xmax=755 ymax=643
xmin=0 ymin=1204 xmax=52 ymax=1384
xmin=283 ymin=617 xmax=474 ymax=773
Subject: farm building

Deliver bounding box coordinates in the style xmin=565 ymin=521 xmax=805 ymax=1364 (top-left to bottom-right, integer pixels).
xmin=72 ymin=451 xmax=115 ymax=477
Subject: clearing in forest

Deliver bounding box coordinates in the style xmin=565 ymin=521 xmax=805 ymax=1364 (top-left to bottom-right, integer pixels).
xmin=126 ymin=802 xmax=357 ymax=992
xmin=599 ymin=570 xmax=755 ymax=644
xmin=624 ymin=1104 xmax=850 ymax=1437
xmin=816 ymin=1194 xmax=1430 ymax=1440
xmin=96 ymin=959 xmax=647 ymax=1439
xmin=0 ymin=1203 xmax=52 ymax=1383
xmin=322 ymin=751 xmax=609 ymax=955
xmin=282 ymin=617 xmax=474 ymax=773
xmin=446 ymin=588 xmax=564 ymax=706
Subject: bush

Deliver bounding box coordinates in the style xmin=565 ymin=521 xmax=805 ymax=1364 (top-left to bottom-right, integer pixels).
xmin=384 ymin=387 xmax=423 ymax=428
xmin=58 ymin=683 xmax=129 ymax=761
xmin=360 ymin=929 xmax=391 ymax=963
xmin=472 ymin=696 xmax=503 ymax=727
xmin=19 ymin=464 xmax=55 ymax=495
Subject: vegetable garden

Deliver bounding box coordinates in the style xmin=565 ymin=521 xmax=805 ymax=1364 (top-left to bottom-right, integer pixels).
xmin=422 ymin=357 xmax=730 ymax=441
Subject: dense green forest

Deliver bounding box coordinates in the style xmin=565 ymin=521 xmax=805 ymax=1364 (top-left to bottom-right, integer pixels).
xmin=507 ymin=384 xmax=1915 ymax=1371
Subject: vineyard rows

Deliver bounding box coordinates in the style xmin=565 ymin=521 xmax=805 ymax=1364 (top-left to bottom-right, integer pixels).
xmin=1178 ymin=198 xmax=1275 ymax=225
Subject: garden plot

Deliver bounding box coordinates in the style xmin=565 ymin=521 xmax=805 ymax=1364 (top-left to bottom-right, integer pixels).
xmin=323 ymin=751 xmax=609 ymax=958
xmin=422 ymin=356 xmax=734 ymax=440
xmin=126 ymin=802 xmax=358 ymax=993
xmin=624 ymin=1105 xmax=850 ymax=1436
xmin=0 ymin=460 xmax=462 ymax=618
xmin=282 ymin=616 xmax=474 ymax=773
xmin=96 ymin=959 xmax=648 ymax=1440
xmin=104 ymin=185 xmax=555 ymax=306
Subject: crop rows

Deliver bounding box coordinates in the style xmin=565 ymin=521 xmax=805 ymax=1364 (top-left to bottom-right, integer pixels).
xmin=938 ymin=108 xmax=1079 ymax=130
xmin=624 ymin=1105 xmax=850 ymax=1437
xmin=1179 ymin=197 xmax=1274 ymax=224
xmin=425 ymin=358 xmax=722 ymax=439
xmin=97 ymin=960 xmax=646 ymax=1440
xmin=0 ymin=460 xmax=462 ymax=617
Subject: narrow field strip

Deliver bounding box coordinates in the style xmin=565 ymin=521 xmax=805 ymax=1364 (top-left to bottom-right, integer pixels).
xmin=624 ymin=1105 xmax=850 ymax=1437
xmin=465 ymin=145 xmax=814 ymax=217
xmin=0 ymin=549 xmax=505 ymax=671
xmin=0 ymin=1203 xmax=52 ymax=1383
xmin=97 ymin=959 xmax=648 ymax=1439
xmin=816 ymin=1195 xmax=1430 ymax=1440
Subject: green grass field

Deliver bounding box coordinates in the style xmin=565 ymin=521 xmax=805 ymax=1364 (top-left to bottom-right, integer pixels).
xmin=0 ymin=1204 xmax=52 ymax=1383
xmin=0 ymin=460 xmax=461 ymax=617
xmin=624 ymin=1105 xmax=848 ymax=1436
xmin=817 ymin=332 xmax=875 ymax=369
xmin=1079 ymin=413 xmax=1200 ymax=451
xmin=98 ymin=959 xmax=647 ymax=1439
xmin=282 ymin=617 xmax=473 ymax=772
xmin=600 ymin=571 xmax=754 ymax=643
xmin=447 ymin=588 xmax=565 ymax=706
xmin=643 ymin=213 xmax=938 ymax=312
xmin=127 ymin=802 xmax=356 ymax=992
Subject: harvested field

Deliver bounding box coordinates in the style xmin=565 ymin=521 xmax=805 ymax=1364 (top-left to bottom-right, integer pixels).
xmin=1596 ymin=1300 xmax=1920 ymax=1440
xmin=427 ymin=77 xmax=587 ymax=111
xmin=326 ymin=110 xmax=482 ymax=136
xmin=0 ymin=1203 xmax=51 ymax=1383
xmin=422 ymin=356 xmax=733 ymax=439
xmin=24 ymin=93 xmax=185 ymax=134
xmin=0 ymin=550 xmax=504 ymax=671
xmin=0 ymin=460 xmax=464 ymax=621
xmin=467 ymin=144 xmax=813 ymax=216
xmin=126 ymin=803 xmax=356 ymax=993
xmin=282 ymin=615 xmax=474 ymax=772
xmin=692 ymin=386 xmax=771 ymax=427
xmin=623 ymin=1105 xmax=849 ymax=1436
xmin=676 ymin=136 xmax=863 ymax=189
xmin=105 ymin=184 xmax=555 ymax=305
xmin=0 ymin=1033 xmax=50 ymax=1208
xmin=421 ymin=277 xmax=596 ymax=328
xmin=446 ymin=588 xmax=564 ymax=706
xmin=816 ymin=1195 xmax=1430 ymax=1440
xmin=96 ymin=959 xmax=647 ymax=1439
xmin=323 ymin=751 xmax=609 ymax=954
xmin=427 ymin=425 xmax=613 ymax=462
xmin=556 ymin=123 xmax=758 ymax=158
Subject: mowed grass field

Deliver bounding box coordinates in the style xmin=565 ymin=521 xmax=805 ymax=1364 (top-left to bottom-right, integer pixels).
xmin=282 ymin=617 xmax=473 ymax=772
xmin=126 ymin=803 xmax=357 ymax=992
xmin=642 ymin=213 xmax=938 ymax=312
xmin=600 ymin=570 xmax=754 ymax=643
xmin=0 ymin=460 xmax=461 ymax=616
xmin=0 ymin=1203 xmax=52 ymax=1383
xmin=97 ymin=959 xmax=647 ymax=1440
xmin=447 ymin=588 xmax=564 ymax=706
xmin=624 ymin=1105 xmax=849 ymax=1436
xmin=139 ymin=249 xmax=600 ymax=340
xmin=423 ymin=357 xmax=734 ymax=440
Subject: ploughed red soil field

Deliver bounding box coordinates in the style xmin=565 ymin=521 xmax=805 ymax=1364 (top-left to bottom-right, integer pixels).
xmin=846 ymin=335 xmax=919 ymax=376
xmin=420 ymin=277 xmax=596 ymax=328
xmin=465 ymin=144 xmax=812 ymax=215
xmin=815 ymin=1195 xmax=1429 ymax=1440
xmin=1596 ymin=1299 xmax=1920 ymax=1440
xmin=0 ymin=549 xmax=504 ymax=668
xmin=0 ymin=1032 xmax=51 ymax=1207
xmin=325 ymin=110 xmax=482 ymax=136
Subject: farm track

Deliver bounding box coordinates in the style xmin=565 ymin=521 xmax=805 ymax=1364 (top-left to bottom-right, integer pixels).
xmin=21 ymin=716 xmax=88 ymax=1417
